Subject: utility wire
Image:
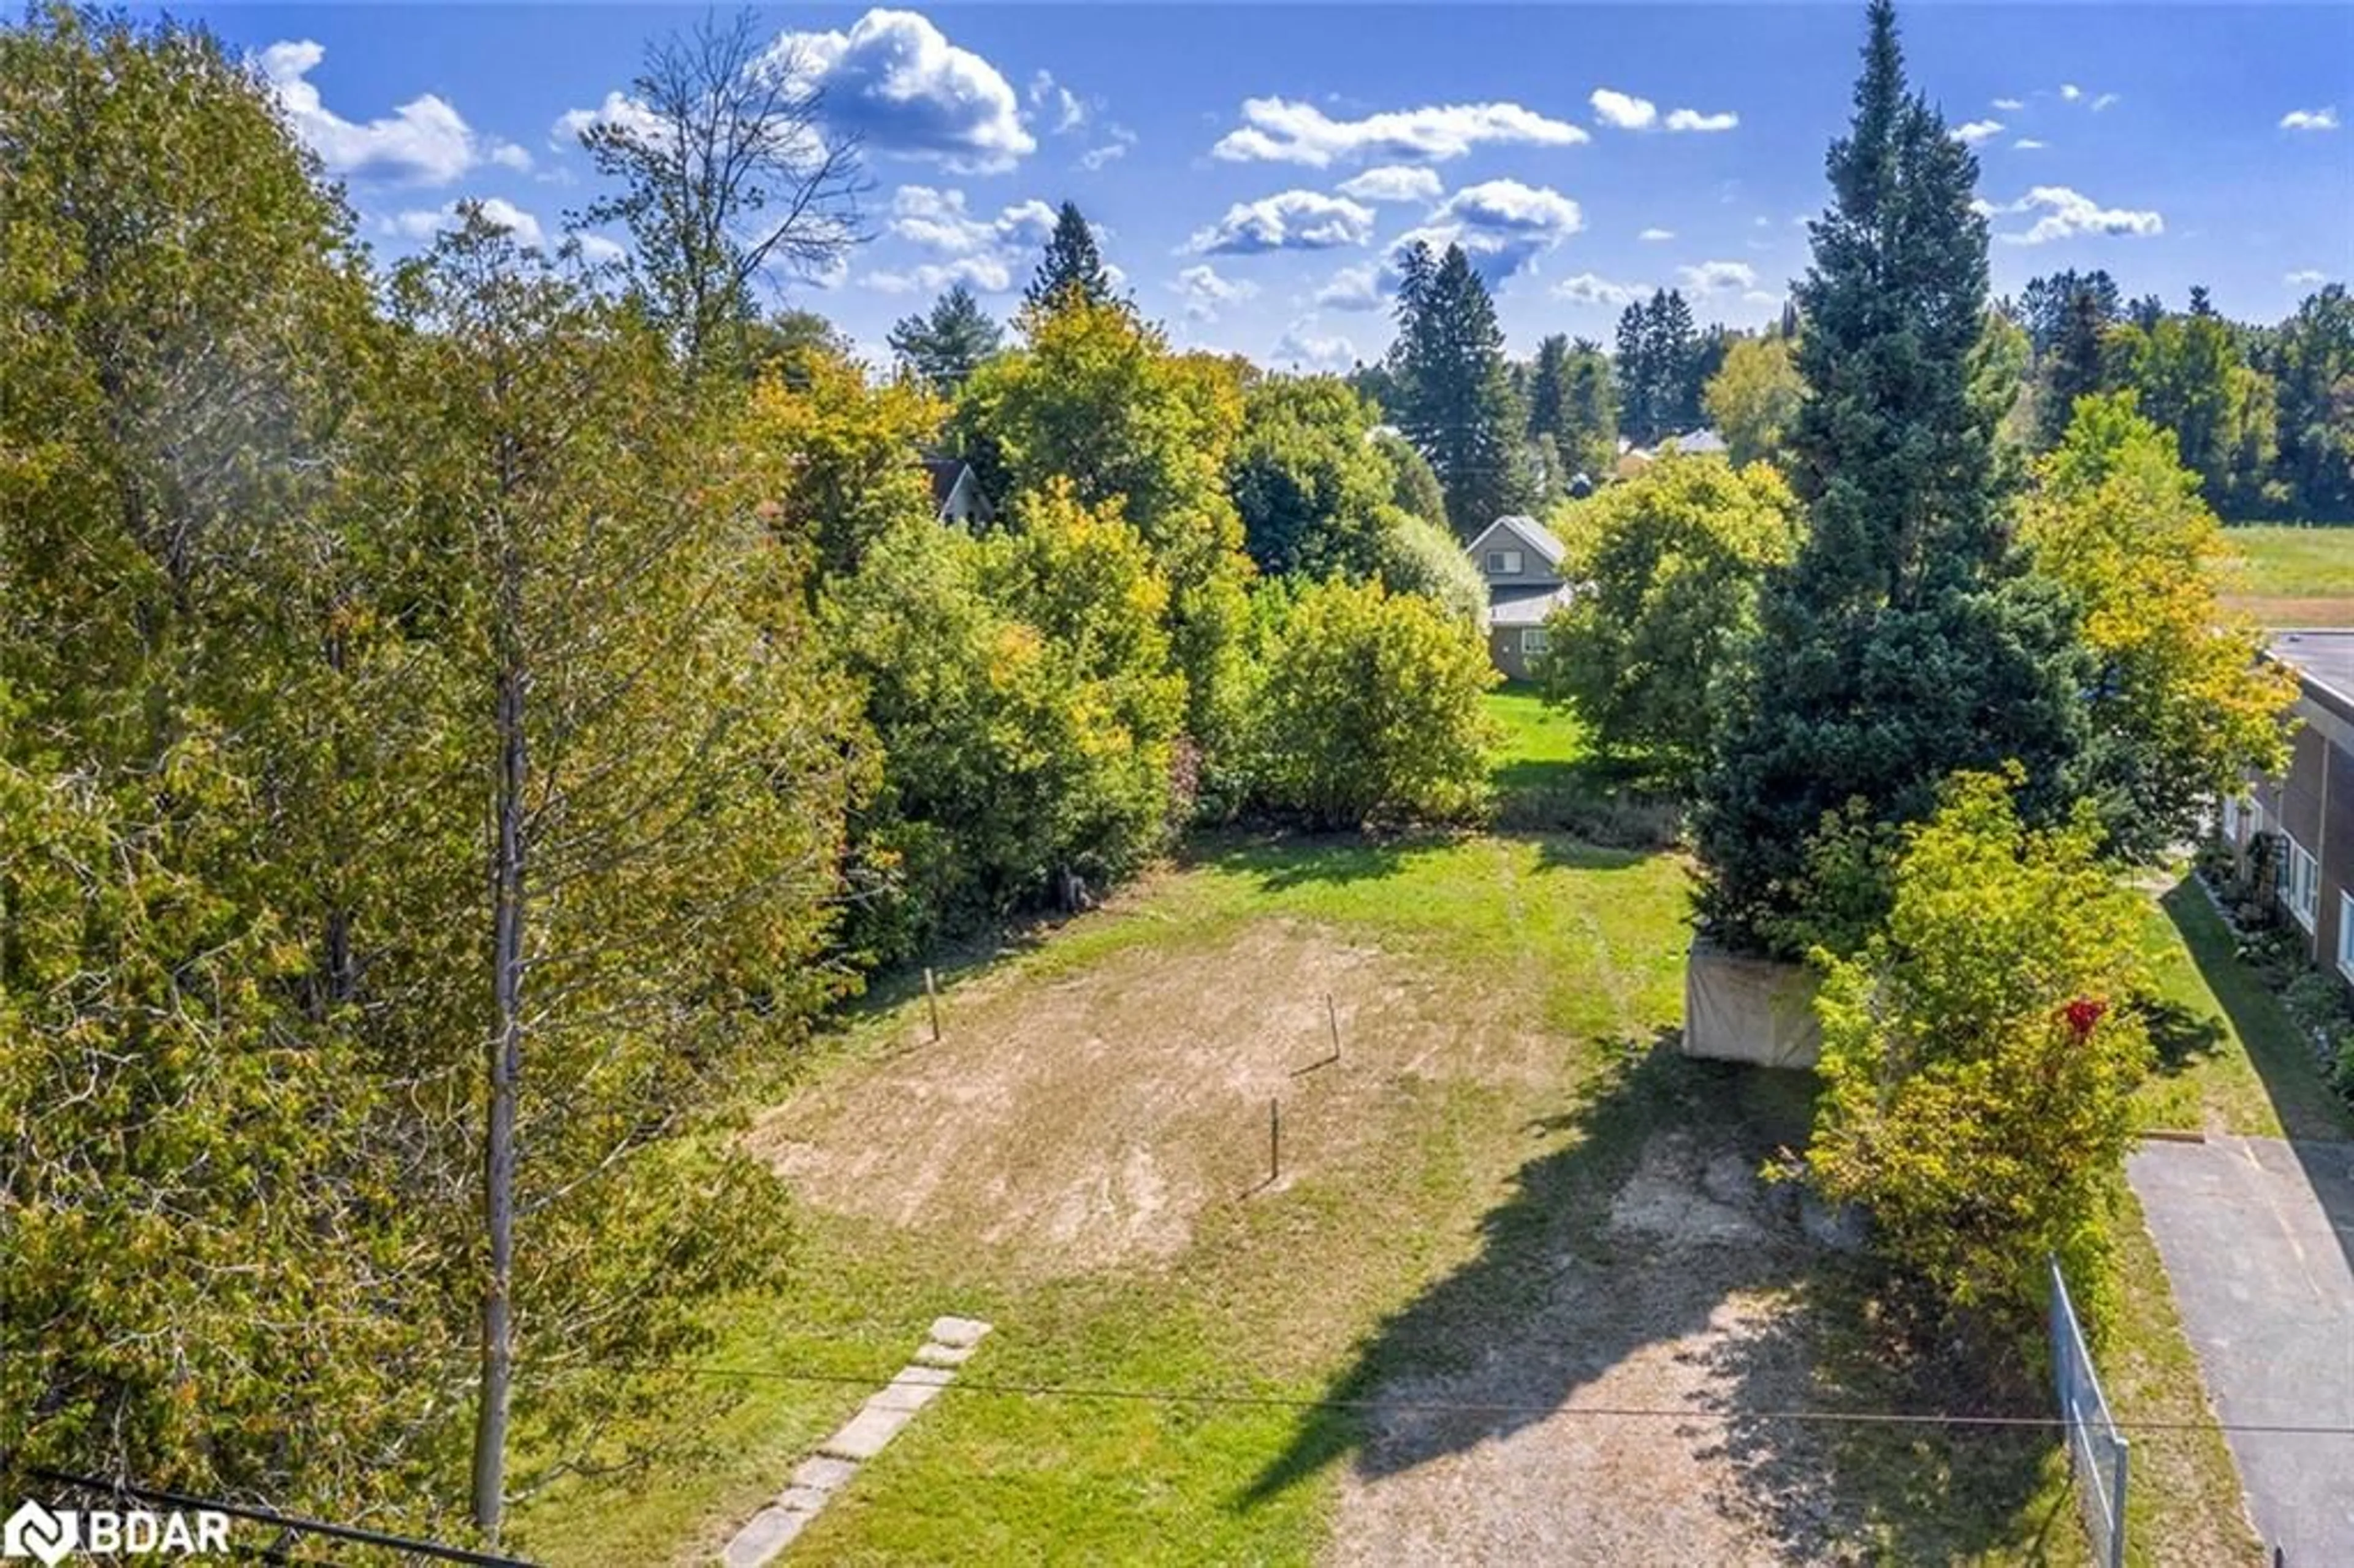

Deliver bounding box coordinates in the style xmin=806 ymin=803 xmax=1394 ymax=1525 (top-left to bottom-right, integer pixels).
xmin=521 ymin=1361 xmax=2354 ymax=1439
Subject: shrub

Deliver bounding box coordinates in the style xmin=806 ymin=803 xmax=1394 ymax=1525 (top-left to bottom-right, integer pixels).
xmin=1807 ymin=770 xmax=2152 ymax=1355
xmin=1246 ymin=577 xmax=1498 ymax=828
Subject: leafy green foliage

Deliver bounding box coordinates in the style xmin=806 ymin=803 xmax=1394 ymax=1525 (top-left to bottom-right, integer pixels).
xmin=2022 ymin=394 xmax=2298 ymax=856
xmin=1702 ymin=335 xmax=1805 ymax=468
xmin=957 ymin=296 xmax=1254 ymax=777
xmin=1807 ymin=772 xmax=2153 ymax=1350
xmin=825 ymin=485 xmax=1185 ymax=957
xmin=740 ymin=343 xmax=947 ymax=580
xmin=1539 ymin=455 xmax=1800 ymax=789
xmin=2264 ymin=284 xmax=2354 ymax=519
xmin=1693 ymin=0 xmax=2090 ymax=956
xmin=1245 ymin=579 xmax=1498 ymax=827
xmin=2102 ymin=310 xmax=2280 ymax=516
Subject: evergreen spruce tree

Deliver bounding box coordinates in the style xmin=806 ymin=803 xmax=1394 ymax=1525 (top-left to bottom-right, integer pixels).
xmin=888 ymin=281 xmax=1004 ymax=393
xmin=1389 ymin=243 xmax=1533 ymax=535
xmin=1653 ymin=289 xmax=1703 ymax=433
xmin=1561 ymin=338 xmax=1619 ymax=479
xmin=1693 ymin=0 xmax=2089 ymax=956
xmin=1024 ymin=200 xmax=1117 ymax=312
xmin=2035 ymin=283 xmax=2110 ymax=449
xmin=1613 ymin=299 xmax=1655 ymax=444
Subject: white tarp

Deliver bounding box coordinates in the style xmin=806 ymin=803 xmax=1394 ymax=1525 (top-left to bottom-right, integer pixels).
xmin=1683 ymin=936 xmax=1822 ymax=1068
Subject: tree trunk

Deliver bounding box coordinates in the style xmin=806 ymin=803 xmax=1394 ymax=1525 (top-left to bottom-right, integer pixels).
xmin=471 ymin=653 xmax=528 ymax=1537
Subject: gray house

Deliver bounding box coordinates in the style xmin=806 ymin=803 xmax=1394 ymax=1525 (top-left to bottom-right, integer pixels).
xmin=1466 ymin=514 xmax=1575 ymax=681
xmin=2217 ymin=629 xmax=2354 ymax=995
xmin=921 ymin=457 xmax=995 ymax=528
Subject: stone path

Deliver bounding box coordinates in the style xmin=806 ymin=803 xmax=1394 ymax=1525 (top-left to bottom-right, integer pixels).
xmin=719 ymin=1315 xmax=992 ymax=1567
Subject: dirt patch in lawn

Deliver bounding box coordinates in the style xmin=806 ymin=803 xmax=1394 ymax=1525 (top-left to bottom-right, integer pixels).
xmin=748 ymin=919 xmax=1556 ymax=1275
xmin=1319 ymin=1127 xmax=1862 ymax=1566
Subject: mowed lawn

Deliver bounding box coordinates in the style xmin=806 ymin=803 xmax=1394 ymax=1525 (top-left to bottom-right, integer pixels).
xmin=2222 ymin=523 xmax=2354 ymax=628
xmin=508 ymin=702 xmax=2288 ymax=1566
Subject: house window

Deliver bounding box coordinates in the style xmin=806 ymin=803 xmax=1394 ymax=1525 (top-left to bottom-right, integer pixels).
xmin=2284 ymin=837 xmax=2319 ymax=931
xmin=2339 ymin=891 xmax=2354 ymax=981
xmin=1521 ymin=627 xmax=1548 ymax=655
xmin=1485 ymin=549 xmax=1524 ymax=575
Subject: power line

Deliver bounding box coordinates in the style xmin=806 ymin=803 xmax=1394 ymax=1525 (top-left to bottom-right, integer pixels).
xmin=522 ymin=1360 xmax=2354 ymax=1439
xmin=23 ymin=1467 xmax=536 ymax=1568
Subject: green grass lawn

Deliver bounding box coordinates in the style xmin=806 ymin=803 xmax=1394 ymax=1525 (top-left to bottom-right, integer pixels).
xmin=2222 ymin=523 xmax=2354 ymax=627
xmin=2133 ymin=875 xmax=2354 ymax=1142
xmin=505 ymin=820 xmax=2304 ymax=1566
xmin=1482 ymin=682 xmax=1585 ymax=795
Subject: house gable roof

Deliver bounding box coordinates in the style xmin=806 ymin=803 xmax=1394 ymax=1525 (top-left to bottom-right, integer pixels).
xmin=1465 ymin=514 xmax=1566 ymax=567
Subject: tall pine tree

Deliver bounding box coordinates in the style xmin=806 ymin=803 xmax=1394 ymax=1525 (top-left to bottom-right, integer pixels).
xmin=1693 ymin=0 xmax=2088 ymax=956
xmin=888 ymin=281 xmax=1004 ymax=394
xmin=1024 ymin=200 xmax=1117 ymax=312
xmin=1388 ymin=242 xmax=1532 ymax=535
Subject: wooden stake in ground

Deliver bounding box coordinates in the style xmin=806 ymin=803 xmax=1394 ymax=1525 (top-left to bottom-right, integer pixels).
xmin=924 ymin=967 xmax=941 ymax=1043
xmin=1269 ymin=1097 xmax=1281 ymax=1184
xmin=1326 ymin=992 xmax=1341 ymax=1063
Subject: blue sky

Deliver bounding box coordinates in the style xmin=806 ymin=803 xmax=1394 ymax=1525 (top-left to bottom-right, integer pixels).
xmin=180 ymin=3 xmax=2353 ymax=370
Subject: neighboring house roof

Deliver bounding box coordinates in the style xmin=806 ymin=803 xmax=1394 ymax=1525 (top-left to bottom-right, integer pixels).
xmin=1661 ymin=427 xmax=1727 ymax=455
xmin=2269 ymin=628 xmax=2354 ymax=721
xmin=1487 ymin=583 xmax=1575 ymax=627
xmin=1465 ymin=513 xmax=1567 ymax=569
xmin=921 ymin=457 xmax=969 ymax=510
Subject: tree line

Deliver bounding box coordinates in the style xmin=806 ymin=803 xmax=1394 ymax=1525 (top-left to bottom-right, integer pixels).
xmin=0 ymin=6 xmax=1496 ymax=1545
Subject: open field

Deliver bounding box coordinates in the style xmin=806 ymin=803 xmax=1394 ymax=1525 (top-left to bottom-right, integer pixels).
xmin=2222 ymin=523 xmax=2354 ymax=628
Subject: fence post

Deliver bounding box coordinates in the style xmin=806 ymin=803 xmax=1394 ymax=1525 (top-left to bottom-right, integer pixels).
xmin=2107 ymin=1435 xmax=2130 ymax=1568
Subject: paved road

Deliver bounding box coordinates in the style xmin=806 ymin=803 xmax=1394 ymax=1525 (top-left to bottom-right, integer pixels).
xmin=2127 ymin=1135 xmax=2354 ymax=1568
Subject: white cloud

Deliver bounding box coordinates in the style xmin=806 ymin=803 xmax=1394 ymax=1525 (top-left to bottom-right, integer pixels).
xmin=2014 ymin=139 xmax=2049 ymax=151
xmin=261 ymin=40 xmax=524 ymax=185
xmin=1741 ymin=289 xmax=1780 ymax=306
xmin=1273 ymin=322 xmax=1360 ymax=372
xmin=1639 ymin=226 xmax=1675 ymax=242
xmin=551 ymin=89 xmax=666 ymax=151
xmin=1336 ymin=165 xmax=1445 ymax=204
xmin=1170 ymin=263 xmax=1258 ymax=322
xmin=1432 ymin=180 xmax=1583 ymax=235
xmin=2092 ymin=93 xmax=2120 ymax=112
xmin=1080 ymin=126 xmax=1137 ymax=171
xmin=1314 ymin=263 xmax=1384 ymax=311
xmin=1211 ymin=96 xmax=1587 ymax=166
xmin=1026 ymin=69 xmax=1087 ymax=135
xmin=2285 ymin=269 xmax=2330 ymax=286
xmin=866 ymin=254 xmax=1016 ymax=295
xmin=1989 ymin=186 xmax=2164 ymax=244
xmin=764 ymin=9 xmax=1034 ymax=172
xmin=1956 ymin=119 xmax=2005 ymax=144
xmin=1992 ymin=96 xmax=2026 ymax=112
xmin=1590 ymin=88 xmax=1657 ymax=131
xmin=574 ymin=233 xmax=627 ymax=264
xmin=383 ymin=197 xmax=546 ymax=249
xmin=1392 ymin=180 xmax=1585 ymax=286
xmin=1187 ymin=189 xmax=1377 ymax=254
xmin=886 ymin=184 xmax=1052 ymax=254
xmin=2060 ymin=83 xmax=2083 ymax=102
xmin=1552 ymin=272 xmax=1644 ymax=307
xmin=2280 ymin=107 xmax=2341 ymax=132
xmin=1664 ymin=107 xmax=1739 ymax=134
xmin=1677 ymin=259 xmax=1757 ymax=295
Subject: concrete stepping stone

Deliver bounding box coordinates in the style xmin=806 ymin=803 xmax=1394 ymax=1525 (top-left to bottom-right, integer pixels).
xmin=928 ymin=1315 xmax=992 ymax=1349
xmin=818 ymin=1400 xmax=916 ymax=1462
xmin=720 ymin=1315 xmax=992 ymax=1564
xmin=789 ymin=1455 xmax=859 ymax=1494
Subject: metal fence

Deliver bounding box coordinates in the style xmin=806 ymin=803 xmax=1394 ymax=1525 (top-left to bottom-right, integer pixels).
xmin=2049 ymin=1256 xmax=2130 ymax=1568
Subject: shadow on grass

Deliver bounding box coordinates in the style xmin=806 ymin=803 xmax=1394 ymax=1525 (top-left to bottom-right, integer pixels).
xmin=1235 ymin=1039 xmax=2068 ymax=1562
xmin=2160 ymin=878 xmax=2354 ymax=1143
xmin=1184 ymin=829 xmax=1446 ymax=890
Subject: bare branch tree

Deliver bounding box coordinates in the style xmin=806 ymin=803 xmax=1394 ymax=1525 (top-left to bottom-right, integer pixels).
xmin=572 ymin=9 xmax=870 ymax=373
